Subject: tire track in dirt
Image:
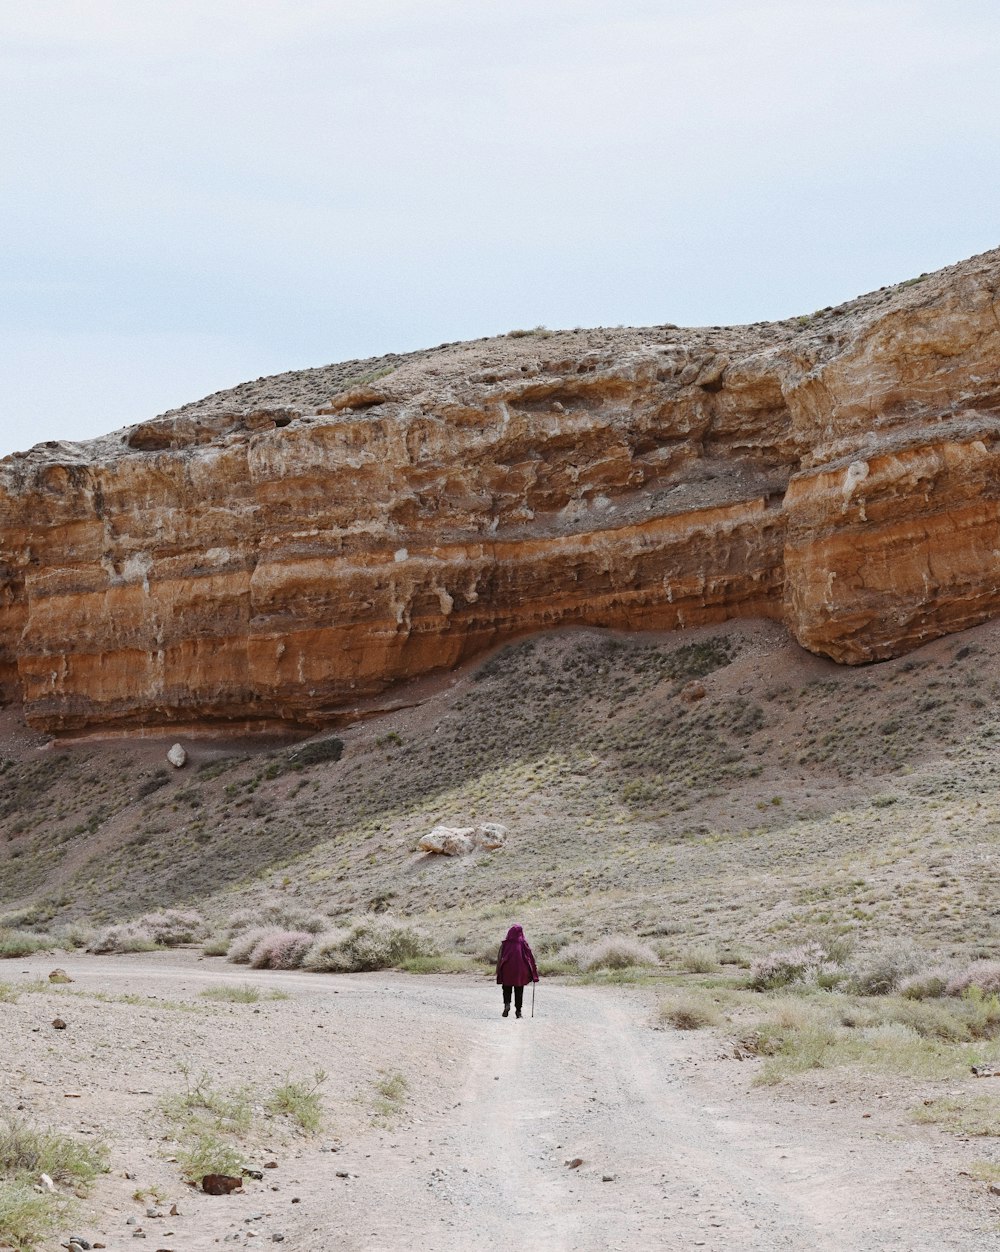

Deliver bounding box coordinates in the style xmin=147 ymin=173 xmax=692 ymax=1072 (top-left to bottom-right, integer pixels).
xmin=377 ymin=981 xmax=977 ymax=1252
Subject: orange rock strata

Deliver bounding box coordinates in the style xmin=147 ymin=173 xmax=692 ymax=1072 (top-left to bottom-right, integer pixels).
xmin=2 ymin=248 xmax=999 ymax=732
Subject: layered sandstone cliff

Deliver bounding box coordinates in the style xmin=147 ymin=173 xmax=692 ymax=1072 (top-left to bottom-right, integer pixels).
xmin=2 ymin=248 xmax=999 ymax=733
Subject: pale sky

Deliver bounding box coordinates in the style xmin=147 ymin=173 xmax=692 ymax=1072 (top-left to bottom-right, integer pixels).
xmin=2 ymin=1 xmax=999 ymax=458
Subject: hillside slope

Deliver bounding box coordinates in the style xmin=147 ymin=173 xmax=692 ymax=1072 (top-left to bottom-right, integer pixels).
xmin=2 ymin=617 xmax=999 ymax=961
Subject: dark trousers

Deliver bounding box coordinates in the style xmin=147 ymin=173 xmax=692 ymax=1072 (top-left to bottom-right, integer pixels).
xmin=502 ymin=984 xmax=524 ymax=1011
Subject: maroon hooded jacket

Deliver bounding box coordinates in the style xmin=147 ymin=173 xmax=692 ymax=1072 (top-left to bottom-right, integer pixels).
xmin=495 ymin=924 xmax=539 ymax=987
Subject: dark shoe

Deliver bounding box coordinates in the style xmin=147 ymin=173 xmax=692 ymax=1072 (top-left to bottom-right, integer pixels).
xmin=502 ymin=1005 xmax=510 ymax=1017
xmin=515 ymin=1010 xmax=522 ymax=1018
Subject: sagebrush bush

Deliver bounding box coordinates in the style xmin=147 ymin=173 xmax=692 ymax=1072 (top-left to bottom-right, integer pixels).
xmin=303 ymin=918 xmax=436 ymax=973
xmin=226 ymin=901 xmax=326 ymax=938
xmin=227 ymin=927 xmax=276 ymax=964
xmin=88 ymin=910 xmax=207 ymax=954
xmin=559 ymin=936 xmax=659 ymax=972
xmin=54 ymin=922 xmax=95 ymax=951
xmin=249 ymin=929 xmax=314 ymax=970
xmin=300 ymin=929 xmax=353 ymax=972
xmin=88 ymin=921 xmax=158 ymax=955
xmin=847 ymin=939 xmax=924 ymax=996
xmin=946 ymin=961 xmax=1000 ymax=998
xmin=899 ymin=968 xmax=952 ymax=1001
xmin=747 ymin=943 xmax=825 ymax=991
xmin=141 ymin=909 xmax=208 ymax=946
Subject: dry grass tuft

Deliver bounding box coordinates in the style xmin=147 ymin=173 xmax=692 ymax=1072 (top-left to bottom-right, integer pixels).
xmin=0 ymin=930 xmax=50 ymax=960
xmin=0 ymin=1113 xmax=106 ymax=1249
xmin=658 ymin=991 xmax=722 ymax=1030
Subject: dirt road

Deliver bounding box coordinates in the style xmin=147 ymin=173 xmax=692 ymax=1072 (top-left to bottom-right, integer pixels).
xmin=4 ymin=954 xmax=993 ymax=1250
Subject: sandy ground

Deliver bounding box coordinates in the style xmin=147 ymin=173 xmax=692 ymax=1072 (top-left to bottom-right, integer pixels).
xmin=2 ymin=952 xmax=997 ymax=1251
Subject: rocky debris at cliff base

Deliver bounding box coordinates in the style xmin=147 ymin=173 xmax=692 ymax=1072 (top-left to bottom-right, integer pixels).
xmin=417 ymin=822 xmax=508 ymax=855
xmin=166 ymin=743 xmax=187 ymax=768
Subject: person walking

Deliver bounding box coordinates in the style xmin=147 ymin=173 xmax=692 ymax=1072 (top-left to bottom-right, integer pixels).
xmin=495 ymin=923 xmax=539 ymax=1018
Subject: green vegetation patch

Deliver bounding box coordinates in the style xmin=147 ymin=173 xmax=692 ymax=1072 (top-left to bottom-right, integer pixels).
xmin=0 ymin=1114 xmax=106 ymax=1250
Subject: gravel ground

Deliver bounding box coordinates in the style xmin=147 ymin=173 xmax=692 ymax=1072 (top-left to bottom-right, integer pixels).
xmin=1 ymin=952 xmax=997 ymax=1251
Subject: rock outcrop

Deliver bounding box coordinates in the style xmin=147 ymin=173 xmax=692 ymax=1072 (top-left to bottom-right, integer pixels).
xmin=2 ymin=248 xmax=999 ymax=733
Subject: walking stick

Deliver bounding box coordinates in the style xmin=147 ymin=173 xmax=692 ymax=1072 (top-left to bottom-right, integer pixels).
xmin=531 ymin=981 xmax=535 ymax=1018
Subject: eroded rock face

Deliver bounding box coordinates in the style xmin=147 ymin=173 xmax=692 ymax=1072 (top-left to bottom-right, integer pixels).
xmin=2 ymin=249 xmax=999 ymax=732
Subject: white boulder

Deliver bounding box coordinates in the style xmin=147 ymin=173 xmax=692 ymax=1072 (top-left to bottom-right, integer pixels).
xmin=475 ymin=822 xmax=508 ymax=849
xmin=418 ymin=825 xmax=476 ymax=855
xmin=418 ymin=822 xmax=508 ymax=855
xmin=166 ymin=742 xmax=187 ymax=768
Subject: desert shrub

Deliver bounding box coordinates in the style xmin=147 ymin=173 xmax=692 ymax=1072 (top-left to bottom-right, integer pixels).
xmin=0 ymin=1183 xmax=56 ymax=1250
xmin=676 ymin=944 xmax=721 ymax=974
xmin=87 ymin=921 xmax=158 ymax=955
xmin=0 ymin=1113 xmax=105 ymax=1249
xmin=886 ymin=998 xmax=971 ymax=1042
xmin=0 ymin=1115 xmax=104 ymax=1185
xmin=304 ymin=919 xmax=436 ymax=973
xmin=371 ymin=1071 xmax=408 ymax=1121
xmin=136 ymin=769 xmax=170 ymax=798
xmin=559 ymin=936 xmax=659 ymax=972
xmin=946 ymin=962 xmax=1000 ymax=998
xmin=300 ymin=929 xmax=352 ymax=972
xmin=201 ymin=935 xmax=230 ymax=957
xmin=227 ymin=927 xmax=275 ymax=964
xmin=815 ymin=931 xmax=856 ymax=965
xmin=174 ymin=1131 xmax=243 ymax=1184
xmin=955 ymin=988 xmax=1000 ymax=1039
xmin=226 ymin=901 xmax=327 ymax=938
xmin=658 ymin=992 xmax=721 ymax=1030
xmin=847 ymin=939 xmax=924 ymax=996
xmin=900 ymin=968 xmax=952 ymax=1000
xmin=528 ymin=933 xmax=572 ymax=957
xmin=249 ymin=929 xmax=314 ymax=970
xmin=747 ymin=943 xmax=825 ymax=991
xmin=141 ymin=909 xmax=208 ymax=947
xmin=161 ymin=1072 xmax=252 ymax=1184
xmin=266 ymin=1071 xmax=326 ymax=1133
xmin=0 ymin=930 xmax=50 ymax=959
xmin=814 ymin=962 xmax=847 ymax=991
xmin=288 ymin=738 xmax=344 ymax=768
xmin=54 ymin=922 xmax=95 ymax=951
